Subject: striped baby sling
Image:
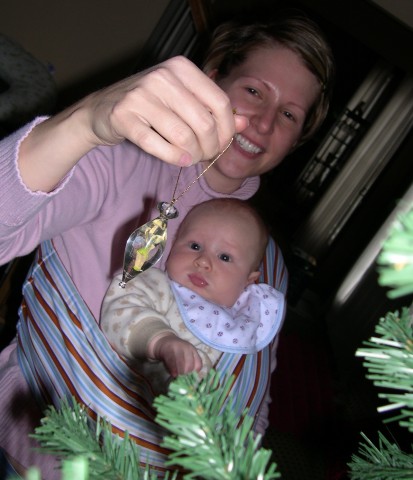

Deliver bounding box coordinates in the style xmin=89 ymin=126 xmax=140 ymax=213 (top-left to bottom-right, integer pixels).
xmin=17 ymin=238 xmax=287 ymax=475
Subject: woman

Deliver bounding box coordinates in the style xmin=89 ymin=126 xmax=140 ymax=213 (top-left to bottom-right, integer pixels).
xmin=0 ymin=12 xmax=334 ymax=478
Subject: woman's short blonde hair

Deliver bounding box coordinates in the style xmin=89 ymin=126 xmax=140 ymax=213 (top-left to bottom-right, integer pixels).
xmin=203 ymin=11 xmax=335 ymax=145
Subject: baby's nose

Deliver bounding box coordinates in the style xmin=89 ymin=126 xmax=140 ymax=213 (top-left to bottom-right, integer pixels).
xmin=195 ymin=254 xmax=211 ymax=270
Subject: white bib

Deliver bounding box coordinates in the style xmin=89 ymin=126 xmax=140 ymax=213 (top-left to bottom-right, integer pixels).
xmin=170 ymin=281 xmax=284 ymax=354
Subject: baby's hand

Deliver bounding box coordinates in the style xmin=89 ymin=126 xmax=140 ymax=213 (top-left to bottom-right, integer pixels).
xmin=152 ymin=334 xmax=203 ymax=377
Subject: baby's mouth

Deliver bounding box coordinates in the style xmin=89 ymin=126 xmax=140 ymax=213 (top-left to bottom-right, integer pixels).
xmin=188 ymin=273 xmax=208 ymax=287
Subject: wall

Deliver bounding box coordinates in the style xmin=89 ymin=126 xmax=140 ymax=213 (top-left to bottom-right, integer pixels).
xmin=1 ymin=0 xmax=170 ymax=92
xmin=370 ymin=0 xmax=413 ymax=30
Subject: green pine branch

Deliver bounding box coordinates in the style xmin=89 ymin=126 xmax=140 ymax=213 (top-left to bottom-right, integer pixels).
xmin=348 ymin=431 xmax=413 ymax=479
xmin=26 ymin=370 xmax=279 ymax=479
xmin=154 ymin=370 xmax=280 ymax=479
xmin=377 ymin=206 xmax=413 ymax=299
xmin=355 ymin=307 xmax=413 ymax=430
xmin=349 ymin=204 xmax=413 ymax=478
xmin=349 ymin=307 xmax=413 ymax=478
xmin=30 ymin=397 xmax=160 ymax=480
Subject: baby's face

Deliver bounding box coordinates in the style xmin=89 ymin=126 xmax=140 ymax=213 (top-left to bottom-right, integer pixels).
xmin=166 ymin=210 xmax=260 ymax=307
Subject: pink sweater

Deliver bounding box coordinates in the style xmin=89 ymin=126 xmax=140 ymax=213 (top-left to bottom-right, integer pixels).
xmin=1 ymin=118 xmax=282 ymax=478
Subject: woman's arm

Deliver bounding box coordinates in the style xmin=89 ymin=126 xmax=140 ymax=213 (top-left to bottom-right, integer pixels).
xmin=17 ymin=56 xmax=247 ymax=193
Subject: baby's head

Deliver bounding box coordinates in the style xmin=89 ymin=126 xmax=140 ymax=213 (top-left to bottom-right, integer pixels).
xmin=166 ymin=198 xmax=268 ymax=307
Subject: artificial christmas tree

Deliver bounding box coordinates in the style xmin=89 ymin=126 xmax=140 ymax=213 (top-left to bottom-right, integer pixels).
xmin=349 ymin=206 xmax=413 ymax=478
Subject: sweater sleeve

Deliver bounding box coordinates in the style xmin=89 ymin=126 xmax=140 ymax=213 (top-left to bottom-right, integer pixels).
xmin=100 ymin=268 xmax=176 ymax=360
xmin=0 ymin=118 xmax=75 ymax=264
xmin=0 ymin=117 xmax=143 ymax=272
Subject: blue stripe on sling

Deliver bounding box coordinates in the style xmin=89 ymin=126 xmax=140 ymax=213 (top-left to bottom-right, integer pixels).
xmin=16 ymin=237 xmax=287 ymax=472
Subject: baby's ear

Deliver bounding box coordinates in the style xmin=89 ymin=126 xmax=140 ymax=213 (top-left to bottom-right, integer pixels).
xmin=247 ymin=270 xmax=261 ymax=285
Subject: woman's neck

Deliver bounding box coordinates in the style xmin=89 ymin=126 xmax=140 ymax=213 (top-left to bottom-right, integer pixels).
xmin=202 ymin=164 xmax=244 ymax=194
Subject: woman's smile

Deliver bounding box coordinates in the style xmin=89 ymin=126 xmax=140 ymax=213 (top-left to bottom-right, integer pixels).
xmin=234 ymin=133 xmax=263 ymax=155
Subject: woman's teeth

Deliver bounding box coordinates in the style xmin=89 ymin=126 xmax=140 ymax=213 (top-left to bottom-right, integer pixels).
xmin=235 ymin=133 xmax=262 ymax=154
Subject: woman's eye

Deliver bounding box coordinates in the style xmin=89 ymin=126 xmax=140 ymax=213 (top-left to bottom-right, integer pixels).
xmin=283 ymin=110 xmax=295 ymax=122
xmin=246 ymin=87 xmax=259 ymax=97
xmin=219 ymin=253 xmax=231 ymax=262
xmin=190 ymin=242 xmax=200 ymax=251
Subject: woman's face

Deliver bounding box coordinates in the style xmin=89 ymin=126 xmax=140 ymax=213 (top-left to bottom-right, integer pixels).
xmin=205 ymin=45 xmax=320 ymax=193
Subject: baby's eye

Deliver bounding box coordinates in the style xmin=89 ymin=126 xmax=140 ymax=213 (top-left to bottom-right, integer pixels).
xmin=219 ymin=253 xmax=231 ymax=262
xmin=190 ymin=242 xmax=201 ymax=251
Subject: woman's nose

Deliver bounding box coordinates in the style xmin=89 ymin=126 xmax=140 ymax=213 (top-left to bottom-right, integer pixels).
xmin=251 ymin=107 xmax=276 ymax=135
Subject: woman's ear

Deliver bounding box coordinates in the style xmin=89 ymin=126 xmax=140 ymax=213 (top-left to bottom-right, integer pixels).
xmin=206 ymin=68 xmax=219 ymax=81
xmin=247 ymin=270 xmax=261 ymax=285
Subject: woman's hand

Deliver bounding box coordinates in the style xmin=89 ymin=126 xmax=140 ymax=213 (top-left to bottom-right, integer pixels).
xmin=86 ymin=56 xmax=247 ymax=166
xmin=152 ymin=333 xmax=203 ymax=377
xmin=18 ymin=56 xmax=248 ymax=193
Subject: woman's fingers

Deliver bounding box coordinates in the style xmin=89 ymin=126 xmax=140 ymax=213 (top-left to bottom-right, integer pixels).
xmin=89 ymin=56 xmax=237 ymax=166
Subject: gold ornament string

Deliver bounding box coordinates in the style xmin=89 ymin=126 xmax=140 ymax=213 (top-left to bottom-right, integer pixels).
xmin=119 ymin=137 xmax=234 ymax=287
xmin=170 ymin=137 xmax=234 ymax=206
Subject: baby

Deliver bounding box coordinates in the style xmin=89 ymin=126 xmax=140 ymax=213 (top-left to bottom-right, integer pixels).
xmin=101 ymin=198 xmax=284 ymax=394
